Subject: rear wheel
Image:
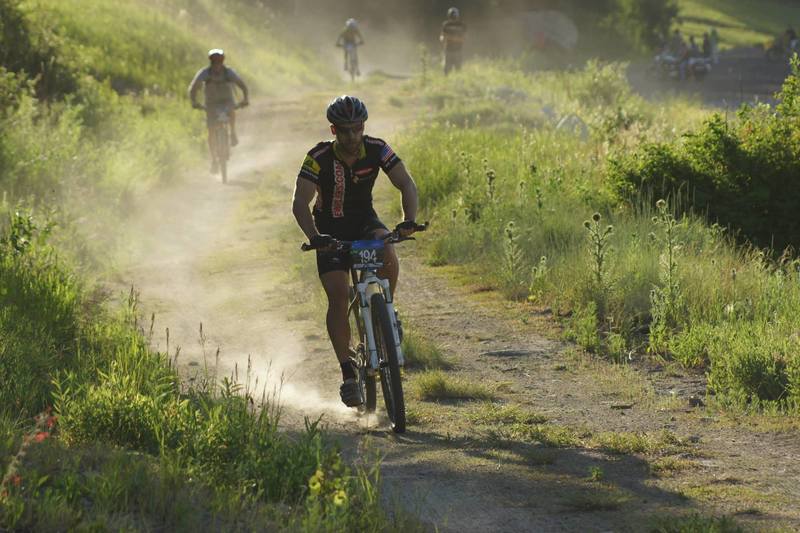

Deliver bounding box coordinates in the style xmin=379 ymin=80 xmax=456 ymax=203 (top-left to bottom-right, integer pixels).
xmin=371 ymin=292 xmax=405 ymax=433
xmin=347 ymin=48 xmax=358 ymax=82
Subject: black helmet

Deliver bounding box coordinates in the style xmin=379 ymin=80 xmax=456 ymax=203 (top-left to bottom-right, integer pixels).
xmin=326 ymin=95 xmax=368 ymax=125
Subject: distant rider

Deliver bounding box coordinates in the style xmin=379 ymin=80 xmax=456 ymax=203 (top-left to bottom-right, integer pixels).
xmin=785 ymin=26 xmax=798 ymax=53
xmin=291 ymin=95 xmax=420 ymax=407
xmin=702 ymin=33 xmax=712 ymax=59
xmin=440 ymin=7 xmax=467 ymax=75
xmin=337 ymin=18 xmax=364 ymax=75
xmin=188 ymin=49 xmax=249 ymax=174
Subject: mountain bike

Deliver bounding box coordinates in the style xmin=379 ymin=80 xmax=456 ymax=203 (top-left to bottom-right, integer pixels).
xmin=301 ymin=222 xmax=427 ymax=433
xmin=338 ymin=42 xmax=360 ymax=82
xmin=196 ymin=102 xmax=246 ymax=184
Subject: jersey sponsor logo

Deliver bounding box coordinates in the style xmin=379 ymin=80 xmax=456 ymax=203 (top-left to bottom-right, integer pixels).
xmin=353 ymin=167 xmax=375 ymax=183
xmin=332 ymin=160 xmax=346 ymax=218
xmin=380 ymin=144 xmax=396 ymax=164
xmin=302 ymin=154 xmax=321 ymax=176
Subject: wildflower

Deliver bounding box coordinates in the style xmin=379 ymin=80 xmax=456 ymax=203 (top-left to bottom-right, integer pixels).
xmin=308 ymin=477 xmax=321 ymax=495
xmin=11 ymin=475 xmax=21 ymax=487
xmin=592 ymin=212 xmax=601 ymax=223
xmin=333 ymin=489 xmax=348 ymax=507
xmin=34 ymin=432 xmax=49 ymax=443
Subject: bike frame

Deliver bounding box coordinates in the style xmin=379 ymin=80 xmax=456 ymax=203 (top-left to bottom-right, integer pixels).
xmin=349 ymin=265 xmax=403 ymax=375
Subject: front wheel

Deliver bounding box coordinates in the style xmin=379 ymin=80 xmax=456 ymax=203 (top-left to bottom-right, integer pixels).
xmin=350 ymin=288 xmax=376 ymax=413
xmin=371 ymin=292 xmax=405 ymax=433
xmin=214 ymin=123 xmax=230 ymax=183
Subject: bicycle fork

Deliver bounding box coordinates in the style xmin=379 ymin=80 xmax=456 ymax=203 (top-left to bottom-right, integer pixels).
xmin=356 ymin=277 xmax=405 ymax=376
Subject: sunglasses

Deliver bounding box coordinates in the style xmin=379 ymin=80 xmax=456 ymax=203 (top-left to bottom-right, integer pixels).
xmin=334 ymin=123 xmax=364 ymax=135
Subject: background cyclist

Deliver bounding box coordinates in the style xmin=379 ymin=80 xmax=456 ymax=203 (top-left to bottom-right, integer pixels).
xmin=336 ymin=18 xmax=364 ymax=75
xmin=440 ymin=7 xmax=467 ymax=75
xmin=188 ymin=48 xmax=249 ymax=174
xmin=291 ymin=95 xmax=420 ymax=407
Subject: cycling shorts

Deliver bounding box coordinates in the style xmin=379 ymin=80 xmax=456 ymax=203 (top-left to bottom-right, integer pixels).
xmin=206 ymin=102 xmax=235 ymax=126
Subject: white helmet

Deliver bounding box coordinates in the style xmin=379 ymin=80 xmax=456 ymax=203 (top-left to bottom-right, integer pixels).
xmin=207 ymin=48 xmax=225 ymax=59
xmin=346 ymin=18 xmax=358 ymax=29
xmin=447 ymin=7 xmax=460 ymax=19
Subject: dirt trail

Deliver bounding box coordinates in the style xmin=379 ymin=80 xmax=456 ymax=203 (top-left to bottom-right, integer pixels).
xmin=116 ymin=82 xmax=800 ymax=532
xmin=629 ymin=47 xmax=791 ymax=107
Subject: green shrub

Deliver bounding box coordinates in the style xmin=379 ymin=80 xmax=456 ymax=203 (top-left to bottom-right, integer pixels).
xmin=705 ymin=323 xmax=794 ymax=403
xmin=604 ymin=0 xmax=678 ymax=53
xmin=609 ymin=58 xmax=800 ymax=251
xmin=0 ymin=212 xmax=81 ymax=416
xmin=0 ymin=0 xmax=77 ymax=99
xmin=565 ymin=302 xmax=601 ymax=353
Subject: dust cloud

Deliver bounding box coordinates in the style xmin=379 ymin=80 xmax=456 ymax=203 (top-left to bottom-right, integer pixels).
xmin=115 ymin=95 xmax=360 ymax=423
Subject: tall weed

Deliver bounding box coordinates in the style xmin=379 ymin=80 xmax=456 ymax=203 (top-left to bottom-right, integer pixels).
xmin=400 ymin=58 xmax=800 ymax=408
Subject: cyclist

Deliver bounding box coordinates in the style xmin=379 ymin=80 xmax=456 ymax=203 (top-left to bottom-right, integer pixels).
xmin=336 ymin=18 xmax=364 ymax=75
xmin=440 ymin=7 xmax=466 ymax=75
xmin=188 ymin=49 xmax=249 ymax=174
xmin=291 ymin=95 xmax=420 ymax=407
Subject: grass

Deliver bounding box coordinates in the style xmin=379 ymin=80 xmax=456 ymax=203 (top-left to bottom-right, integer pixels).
xmin=650 ymin=513 xmax=745 ymax=532
xmin=650 ymin=456 xmax=700 ymax=477
xmin=397 ymin=57 xmax=800 ymax=412
xmin=413 ymin=370 xmax=496 ymax=401
xmin=22 ymin=0 xmax=329 ymax=96
xmin=0 ymin=219 xmax=406 ymax=531
xmin=562 ymin=487 xmax=630 ymax=511
xmin=1 ymin=0 xmax=332 ymax=270
xmin=677 ymin=0 xmax=800 ymax=49
xmin=0 ymin=2 xmax=394 ymax=527
xmin=401 ymin=330 xmax=452 ymax=370
xmin=468 ymin=402 xmax=547 ymax=426
xmin=589 ymin=430 xmax=686 ymax=456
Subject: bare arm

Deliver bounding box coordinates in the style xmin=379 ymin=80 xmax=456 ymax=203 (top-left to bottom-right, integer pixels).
xmin=292 ymin=177 xmax=320 ymax=240
xmin=235 ymin=78 xmax=249 ymax=103
xmin=188 ymin=70 xmax=203 ymax=106
xmin=386 ymin=162 xmax=418 ymax=223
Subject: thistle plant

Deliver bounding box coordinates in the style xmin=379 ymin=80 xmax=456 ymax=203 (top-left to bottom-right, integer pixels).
xmin=528 ymin=255 xmax=549 ymax=303
xmin=481 ymin=157 xmax=496 ymax=203
xmin=649 ymin=199 xmax=684 ymax=354
xmin=535 ymin=186 xmax=544 ymax=211
xmin=502 ymin=221 xmax=526 ymax=298
xmin=459 ymin=151 xmax=471 ymax=180
xmin=584 ymin=212 xmax=614 ymax=317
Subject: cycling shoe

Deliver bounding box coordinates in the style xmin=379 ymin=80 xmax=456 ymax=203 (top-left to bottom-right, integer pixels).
xmin=340 ymin=378 xmax=363 ymax=407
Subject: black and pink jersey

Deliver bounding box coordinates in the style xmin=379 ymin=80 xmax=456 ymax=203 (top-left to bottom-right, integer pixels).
xmin=298 ymin=136 xmax=402 ymax=223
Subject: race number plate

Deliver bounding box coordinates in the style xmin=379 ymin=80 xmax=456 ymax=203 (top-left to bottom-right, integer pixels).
xmin=351 ymin=239 xmax=385 ymax=269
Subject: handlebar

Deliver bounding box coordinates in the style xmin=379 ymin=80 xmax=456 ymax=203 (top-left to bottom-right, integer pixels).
xmin=300 ymin=222 xmax=428 ymax=252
